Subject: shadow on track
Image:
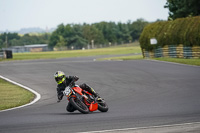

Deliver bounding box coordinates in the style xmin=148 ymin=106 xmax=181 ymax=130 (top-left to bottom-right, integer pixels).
xmin=50 ymin=111 xmax=103 ymax=116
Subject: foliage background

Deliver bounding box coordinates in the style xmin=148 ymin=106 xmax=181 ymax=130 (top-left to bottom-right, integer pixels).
xmin=139 ymin=16 xmax=200 ymax=51
xmin=164 ymin=0 xmax=200 ymax=20
xmin=0 ymin=19 xmax=149 ymax=50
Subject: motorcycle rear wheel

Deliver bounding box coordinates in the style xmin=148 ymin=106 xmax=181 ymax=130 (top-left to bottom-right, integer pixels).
xmin=70 ymin=98 xmax=89 ymax=114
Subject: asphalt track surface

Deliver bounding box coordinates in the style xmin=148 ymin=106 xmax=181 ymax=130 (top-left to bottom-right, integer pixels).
xmin=0 ymin=56 xmax=200 ymax=133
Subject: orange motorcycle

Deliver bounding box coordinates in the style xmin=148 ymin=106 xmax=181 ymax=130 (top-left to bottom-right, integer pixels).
xmin=63 ymin=81 xmax=108 ymax=114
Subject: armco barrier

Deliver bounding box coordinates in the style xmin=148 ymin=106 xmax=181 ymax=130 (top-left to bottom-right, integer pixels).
xmin=154 ymin=47 xmax=163 ymax=58
xmin=143 ymin=45 xmax=200 ymax=58
xmin=169 ymin=45 xmax=177 ymax=58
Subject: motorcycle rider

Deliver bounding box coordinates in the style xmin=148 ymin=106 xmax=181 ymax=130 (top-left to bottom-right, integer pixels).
xmin=54 ymin=71 xmax=101 ymax=112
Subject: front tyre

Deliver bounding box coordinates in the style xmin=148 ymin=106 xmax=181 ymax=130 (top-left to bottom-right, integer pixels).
xmin=98 ymin=100 xmax=108 ymax=112
xmin=69 ymin=97 xmax=89 ymax=114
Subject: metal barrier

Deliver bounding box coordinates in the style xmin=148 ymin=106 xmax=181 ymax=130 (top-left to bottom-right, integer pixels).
xmin=154 ymin=47 xmax=163 ymax=58
xmin=168 ymin=45 xmax=177 ymax=58
xmin=183 ymin=47 xmax=193 ymax=58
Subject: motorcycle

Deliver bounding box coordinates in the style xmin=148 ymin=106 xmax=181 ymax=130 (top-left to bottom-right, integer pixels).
xmin=62 ymin=81 xmax=109 ymax=114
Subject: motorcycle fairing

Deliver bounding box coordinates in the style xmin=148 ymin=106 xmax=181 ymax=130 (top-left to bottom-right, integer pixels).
xmin=89 ymin=101 xmax=98 ymax=111
xmin=73 ymin=86 xmax=83 ymax=95
xmin=71 ymin=86 xmax=98 ymax=112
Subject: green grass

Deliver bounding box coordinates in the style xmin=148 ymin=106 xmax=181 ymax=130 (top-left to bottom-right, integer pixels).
xmin=0 ymin=45 xmax=142 ymax=61
xmin=0 ymin=78 xmax=35 ymax=111
xmin=153 ymin=57 xmax=200 ymax=66
xmin=98 ymin=55 xmax=143 ymax=61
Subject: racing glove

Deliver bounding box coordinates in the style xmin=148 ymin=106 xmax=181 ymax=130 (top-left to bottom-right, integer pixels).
xmin=58 ymin=94 xmax=63 ymax=101
xmin=73 ymin=76 xmax=79 ymax=81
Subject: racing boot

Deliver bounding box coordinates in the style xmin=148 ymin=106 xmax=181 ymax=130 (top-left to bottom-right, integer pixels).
xmin=93 ymin=92 xmax=102 ymax=101
xmin=80 ymin=83 xmax=102 ymax=101
xmin=87 ymin=86 xmax=102 ymax=101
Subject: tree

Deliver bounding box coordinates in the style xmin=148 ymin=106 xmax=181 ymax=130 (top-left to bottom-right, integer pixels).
xmin=93 ymin=22 xmax=117 ymax=44
xmin=83 ymin=25 xmax=104 ymax=46
xmin=10 ymin=39 xmax=22 ymax=46
xmin=0 ymin=32 xmax=20 ymax=47
xmin=49 ymin=32 xmax=59 ymax=49
xmin=49 ymin=24 xmax=67 ymax=49
xmin=117 ymin=22 xmax=132 ymax=43
xmin=56 ymin=23 xmax=65 ymax=35
xmin=164 ymin=0 xmax=200 ymax=20
xmin=130 ymin=19 xmax=148 ymax=41
xmin=68 ymin=35 xmax=88 ymax=49
xmin=54 ymin=35 xmax=66 ymax=49
xmin=0 ymin=39 xmax=3 ymax=49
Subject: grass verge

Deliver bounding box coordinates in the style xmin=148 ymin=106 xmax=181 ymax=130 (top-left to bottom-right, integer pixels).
xmin=0 ymin=45 xmax=142 ymax=61
xmin=153 ymin=58 xmax=200 ymax=66
xmin=98 ymin=55 xmax=200 ymax=67
xmin=98 ymin=55 xmax=143 ymax=61
xmin=0 ymin=78 xmax=35 ymax=111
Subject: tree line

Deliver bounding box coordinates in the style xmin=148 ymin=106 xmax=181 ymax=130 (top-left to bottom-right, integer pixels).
xmin=164 ymin=0 xmax=200 ymax=20
xmin=0 ymin=33 xmax=50 ymax=49
xmin=0 ymin=19 xmax=149 ymax=50
xmin=49 ymin=19 xmax=149 ymax=50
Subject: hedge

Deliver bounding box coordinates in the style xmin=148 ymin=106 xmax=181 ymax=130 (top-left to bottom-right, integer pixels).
xmin=139 ymin=16 xmax=200 ymax=51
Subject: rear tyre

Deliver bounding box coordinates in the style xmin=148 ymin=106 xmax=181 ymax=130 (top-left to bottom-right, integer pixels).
xmin=69 ymin=98 xmax=89 ymax=114
xmin=98 ymin=100 xmax=108 ymax=112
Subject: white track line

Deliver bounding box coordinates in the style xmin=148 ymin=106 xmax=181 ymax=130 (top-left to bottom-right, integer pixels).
xmin=78 ymin=122 xmax=200 ymax=133
xmin=0 ymin=75 xmax=41 ymax=112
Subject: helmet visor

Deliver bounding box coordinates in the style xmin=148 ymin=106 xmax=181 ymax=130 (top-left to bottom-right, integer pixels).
xmin=55 ymin=77 xmax=63 ymax=83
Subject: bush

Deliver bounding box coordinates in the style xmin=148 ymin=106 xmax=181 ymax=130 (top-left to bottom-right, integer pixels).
xmin=139 ymin=16 xmax=200 ymax=51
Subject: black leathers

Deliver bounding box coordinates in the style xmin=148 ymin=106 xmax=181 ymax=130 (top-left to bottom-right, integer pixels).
xmin=56 ymin=76 xmax=95 ymax=100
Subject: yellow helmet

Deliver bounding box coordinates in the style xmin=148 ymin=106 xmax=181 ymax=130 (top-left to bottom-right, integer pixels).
xmin=54 ymin=71 xmax=66 ymax=84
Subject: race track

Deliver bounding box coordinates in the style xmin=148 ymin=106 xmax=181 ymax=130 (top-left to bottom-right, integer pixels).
xmin=0 ymin=57 xmax=200 ymax=133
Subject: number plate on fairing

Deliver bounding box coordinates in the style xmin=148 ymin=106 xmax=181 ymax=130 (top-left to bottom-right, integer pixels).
xmin=63 ymin=87 xmax=72 ymax=97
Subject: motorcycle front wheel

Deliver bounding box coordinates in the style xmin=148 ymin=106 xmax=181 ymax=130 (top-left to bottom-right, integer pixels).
xmin=69 ymin=97 xmax=89 ymax=114
xmin=98 ymin=99 xmax=109 ymax=112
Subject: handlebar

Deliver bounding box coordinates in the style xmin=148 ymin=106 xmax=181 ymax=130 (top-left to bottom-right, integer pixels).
xmin=68 ymin=79 xmax=76 ymax=87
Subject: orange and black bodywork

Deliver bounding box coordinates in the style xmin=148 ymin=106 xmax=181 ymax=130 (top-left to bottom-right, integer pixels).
xmin=65 ymin=85 xmax=98 ymax=112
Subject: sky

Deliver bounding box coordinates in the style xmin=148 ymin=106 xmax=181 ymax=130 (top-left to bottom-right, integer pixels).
xmin=0 ymin=0 xmax=169 ymax=31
